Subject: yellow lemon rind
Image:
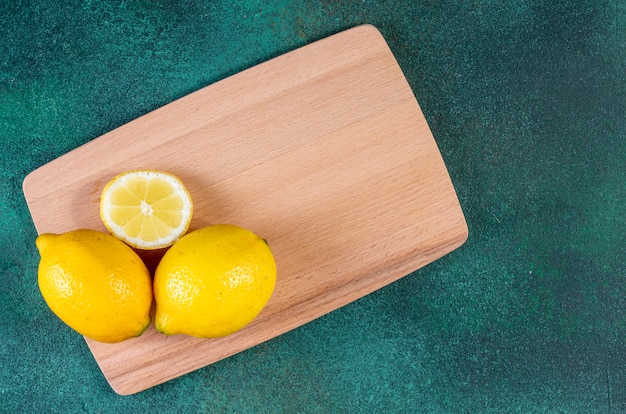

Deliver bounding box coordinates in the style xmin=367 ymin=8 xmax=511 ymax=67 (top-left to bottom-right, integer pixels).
xmin=36 ymin=229 xmax=153 ymax=344
xmin=153 ymin=224 xmax=277 ymax=339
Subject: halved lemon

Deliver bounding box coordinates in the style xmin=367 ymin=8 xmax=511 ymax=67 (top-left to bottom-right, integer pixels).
xmin=100 ymin=170 xmax=193 ymax=250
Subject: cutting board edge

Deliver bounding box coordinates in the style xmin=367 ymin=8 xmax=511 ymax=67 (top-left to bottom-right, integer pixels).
xmin=103 ymin=220 xmax=468 ymax=395
xmin=20 ymin=25 xmax=386 ymax=199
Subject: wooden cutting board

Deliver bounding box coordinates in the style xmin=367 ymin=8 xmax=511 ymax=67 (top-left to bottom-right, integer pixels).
xmin=23 ymin=25 xmax=467 ymax=395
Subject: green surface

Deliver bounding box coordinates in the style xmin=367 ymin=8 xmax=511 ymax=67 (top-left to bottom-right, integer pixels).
xmin=1 ymin=1 xmax=625 ymax=412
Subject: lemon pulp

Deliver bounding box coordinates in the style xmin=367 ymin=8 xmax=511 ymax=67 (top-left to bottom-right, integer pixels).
xmin=100 ymin=170 xmax=193 ymax=250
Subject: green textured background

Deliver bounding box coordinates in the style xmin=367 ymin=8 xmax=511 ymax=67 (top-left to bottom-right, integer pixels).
xmin=2 ymin=1 xmax=625 ymax=412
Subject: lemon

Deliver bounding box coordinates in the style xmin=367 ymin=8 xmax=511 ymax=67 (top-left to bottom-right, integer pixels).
xmin=154 ymin=224 xmax=277 ymax=338
xmin=100 ymin=170 xmax=193 ymax=250
xmin=36 ymin=229 xmax=153 ymax=343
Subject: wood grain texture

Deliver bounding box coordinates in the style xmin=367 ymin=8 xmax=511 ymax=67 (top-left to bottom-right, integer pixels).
xmin=23 ymin=25 xmax=468 ymax=395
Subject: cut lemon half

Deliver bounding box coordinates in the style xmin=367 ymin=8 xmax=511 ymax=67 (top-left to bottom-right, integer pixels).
xmin=100 ymin=170 xmax=193 ymax=250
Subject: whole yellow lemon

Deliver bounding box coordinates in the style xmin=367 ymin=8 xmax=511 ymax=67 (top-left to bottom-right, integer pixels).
xmin=154 ymin=224 xmax=277 ymax=338
xmin=36 ymin=229 xmax=153 ymax=343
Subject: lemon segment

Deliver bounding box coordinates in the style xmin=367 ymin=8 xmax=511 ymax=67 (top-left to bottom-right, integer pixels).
xmin=36 ymin=229 xmax=153 ymax=343
xmin=153 ymin=224 xmax=277 ymax=338
xmin=100 ymin=170 xmax=193 ymax=250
